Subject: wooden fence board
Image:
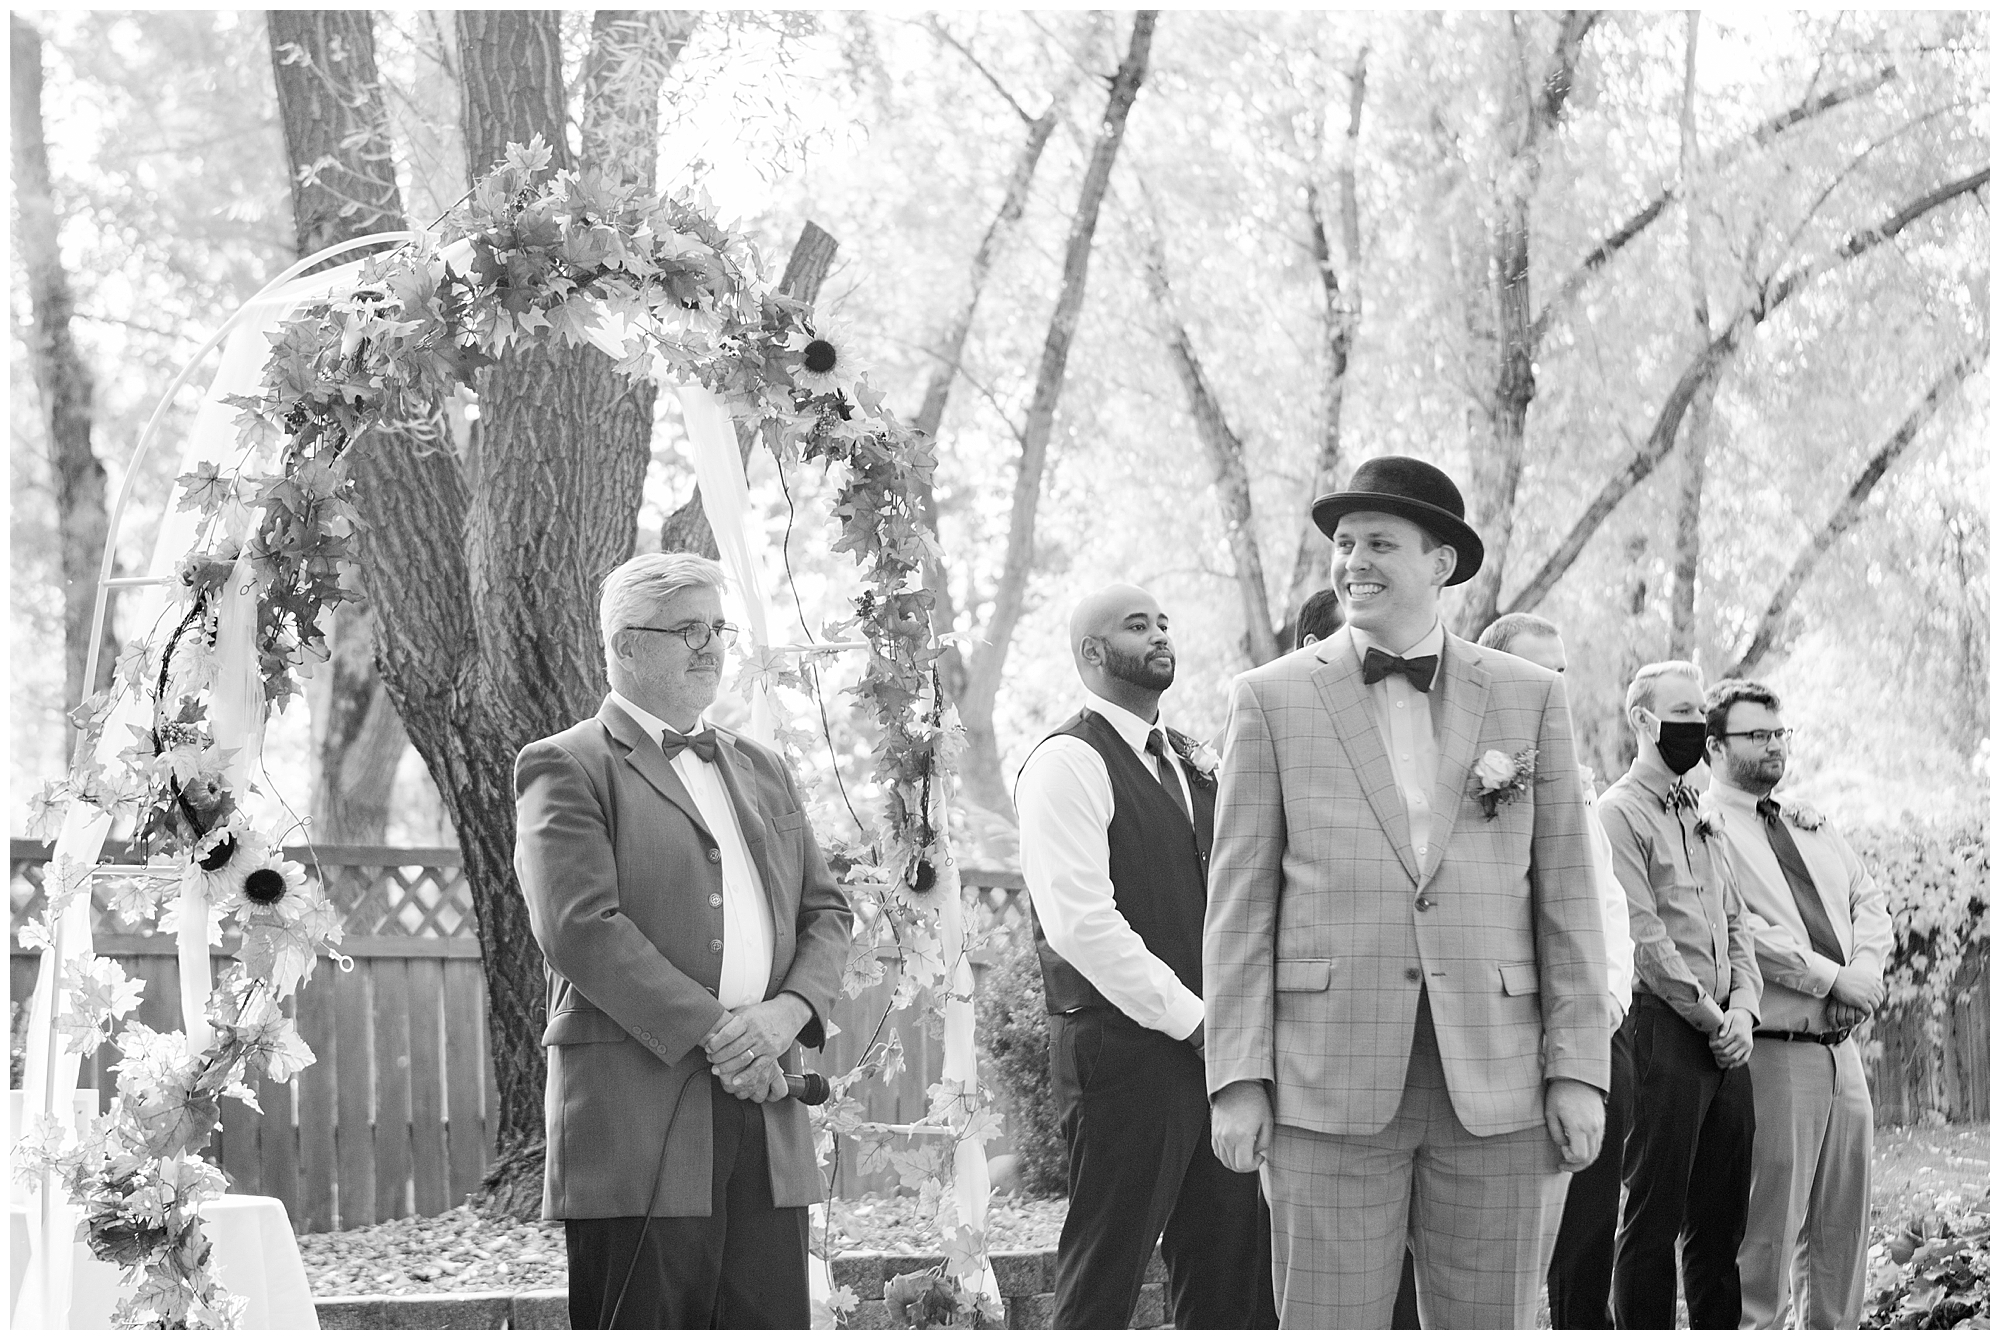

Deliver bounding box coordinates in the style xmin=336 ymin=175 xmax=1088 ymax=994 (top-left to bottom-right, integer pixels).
xmin=332 ymin=963 xmax=376 ymax=1233
xmin=218 ymin=1092 xmax=262 ymax=1196
xmin=372 ymin=957 xmax=413 ymax=1224
xmin=409 ymin=957 xmax=450 ymax=1216
xmin=295 ymin=972 xmax=340 ymax=1232
xmin=442 ymin=958 xmax=487 ymax=1208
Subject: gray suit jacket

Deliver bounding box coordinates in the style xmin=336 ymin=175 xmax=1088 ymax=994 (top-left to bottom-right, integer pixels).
xmin=1204 ymin=627 xmax=1610 ymax=1138
xmin=514 ymin=697 xmax=852 ymax=1218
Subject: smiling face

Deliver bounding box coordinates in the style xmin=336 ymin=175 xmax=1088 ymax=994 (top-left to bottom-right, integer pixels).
xmin=609 ymin=583 xmax=727 ymax=729
xmin=1330 ymin=510 xmax=1455 ymax=646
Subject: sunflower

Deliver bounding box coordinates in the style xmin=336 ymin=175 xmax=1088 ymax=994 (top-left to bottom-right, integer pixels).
xmin=182 ymin=827 xmax=285 ymax=921
xmin=788 ymin=318 xmax=863 ymax=397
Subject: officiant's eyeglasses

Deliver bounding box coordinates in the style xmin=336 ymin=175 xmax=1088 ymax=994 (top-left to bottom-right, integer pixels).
xmin=1718 ymin=728 xmax=1794 ymax=748
xmin=626 ymin=620 xmax=740 ymax=651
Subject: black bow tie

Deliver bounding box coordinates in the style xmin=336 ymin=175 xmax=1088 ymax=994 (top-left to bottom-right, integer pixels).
xmin=1361 ymin=646 xmax=1439 ymax=693
xmin=662 ymin=727 xmax=719 ymax=763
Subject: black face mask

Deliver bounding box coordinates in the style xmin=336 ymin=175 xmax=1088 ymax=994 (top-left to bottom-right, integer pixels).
xmin=1653 ymin=719 xmax=1709 ymax=775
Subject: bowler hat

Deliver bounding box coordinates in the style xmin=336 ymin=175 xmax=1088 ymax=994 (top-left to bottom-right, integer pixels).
xmin=1310 ymin=456 xmax=1485 ymax=585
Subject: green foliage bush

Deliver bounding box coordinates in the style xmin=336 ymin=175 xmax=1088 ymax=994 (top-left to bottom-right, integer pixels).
xmin=1864 ymin=1198 xmax=1990 ymax=1330
xmin=975 ymin=935 xmax=1068 ymax=1200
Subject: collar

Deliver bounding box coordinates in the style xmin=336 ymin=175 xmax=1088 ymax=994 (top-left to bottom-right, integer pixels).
xmin=1350 ymin=616 xmax=1445 ymax=661
xmin=1707 ymin=777 xmax=1774 ymax=819
xmin=1082 ymin=689 xmax=1172 ymax=756
xmin=607 ymin=689 xmax=705 ymax=747
xmin=1625 ymin=752 xmax=1685 ymax=806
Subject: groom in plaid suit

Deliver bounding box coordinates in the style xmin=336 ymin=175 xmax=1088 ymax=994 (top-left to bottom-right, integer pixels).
xmin=1205 ymin=457 xmax=1612 ymax=1328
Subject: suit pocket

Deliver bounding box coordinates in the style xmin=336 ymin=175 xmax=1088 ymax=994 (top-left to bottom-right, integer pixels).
xmin=1498 ymin=961 xmax=1539 ymax=997
xmin=1276 ymin=959 xmax=1333 ymax=992
xmin=770 ymin=809 xmax=807 ymax=834
xmin=543 ymin=1005 xmax=629 ymax=1046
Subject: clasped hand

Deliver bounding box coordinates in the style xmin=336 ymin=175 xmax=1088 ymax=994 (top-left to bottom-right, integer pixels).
xmin=703 ymin=996 xmax=809 ymax=1103
xmin=1708 ymin=1007 xmax=1755 ymax=1069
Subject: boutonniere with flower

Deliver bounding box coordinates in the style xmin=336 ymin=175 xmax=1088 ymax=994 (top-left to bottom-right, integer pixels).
xmin=1168 ymin=729 xmax=1221 ymax=790
xmin=1781 ymin=802 xmax=1825 ymax=831
xmin=1474 ymin=747 xmax=1537 ymax=819
xmin=1693 ymin=806 xmax=1723 ymax=840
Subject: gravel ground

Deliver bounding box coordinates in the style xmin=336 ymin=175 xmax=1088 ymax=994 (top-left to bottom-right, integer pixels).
xmin=299 ymin=1194 xmax=1068 ymax=1298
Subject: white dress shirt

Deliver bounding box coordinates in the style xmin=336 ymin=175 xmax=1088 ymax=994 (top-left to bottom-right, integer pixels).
xmin=1350 ymin=618 xmax=1445 ymax=877
xmin=609 ymin=690 xmax=776 ymax=1010
xmin=1581 ymin=767 xmax=1636 ymax=1012
xmin=1015 ymin=690 xmax=1204 ymax=1040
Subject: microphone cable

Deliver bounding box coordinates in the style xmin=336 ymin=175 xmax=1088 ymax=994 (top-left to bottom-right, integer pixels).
xmin=600 ymin=1064 xmax=705 ymax=1329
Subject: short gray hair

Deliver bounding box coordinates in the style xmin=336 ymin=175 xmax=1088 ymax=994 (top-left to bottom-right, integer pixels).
xmin=1625 ymin=659 xmax=1704 ymax=714
xmin=599 ymin=552 xmax=728 ymax=661
xmin=1477 ymin=612 xmax=1560 ymax=655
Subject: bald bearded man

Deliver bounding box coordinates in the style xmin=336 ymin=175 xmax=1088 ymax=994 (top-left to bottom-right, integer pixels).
xmin=1015 ymin=585 xmax=1278 ymax=1330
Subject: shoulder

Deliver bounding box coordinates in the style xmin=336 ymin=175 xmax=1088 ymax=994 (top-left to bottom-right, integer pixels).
xmin=518 ymin=719 xmax=608 ymax=771
xmin=1455 ymin=635 xmax=1558 ymax=692
xmin=1237 ymin=642 xmax=1327 ymax=693
xmin=1019 ymin=733 xmax=1105 ymax=785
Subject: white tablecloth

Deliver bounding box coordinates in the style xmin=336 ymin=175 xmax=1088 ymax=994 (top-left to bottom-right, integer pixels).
xmin=10 ymin=1193 xmax=318 ymax=1329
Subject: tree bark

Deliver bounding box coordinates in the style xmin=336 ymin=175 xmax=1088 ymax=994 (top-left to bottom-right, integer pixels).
xmin=1453 ymin=11 xmax=1597 ymax=638
xmin=912 ymin=45 xmax=1087 ymax=715
xmin=268 ymin=10 xmax=416 ymax=848
xmin=580 ymin=11 xmax=697 ymax=194
xmin=1137 ymin=205 xmax=1281 ymax=665
xmin=660 ymin=222 xmax=839 ymax=557
xmin=1285 ymin=48 xmax=1367 ymax=627
xmin=1725 ymin=344 xmax=1985 ymax=679
xmin=12 ymin=15 xmax=116 ymax=742
xmin=1667 ymin=12 xmax=1710 ymax=660
xmin=953 ymin=11 xmax=1157 ymax=821
xmin=1504 ymin=165 xmax=1990 ymax=615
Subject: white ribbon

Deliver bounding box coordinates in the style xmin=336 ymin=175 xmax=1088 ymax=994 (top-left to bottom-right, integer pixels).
xmin=676 ymin=383 xmax=776 ymax=745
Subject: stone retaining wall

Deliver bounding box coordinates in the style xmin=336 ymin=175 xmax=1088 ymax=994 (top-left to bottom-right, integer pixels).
xmin=312 ymin=1246 xmax=1166 ymax=1329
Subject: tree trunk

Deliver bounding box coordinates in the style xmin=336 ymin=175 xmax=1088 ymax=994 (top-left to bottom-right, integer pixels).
xmin=1504 ymin=166 xmax=1990 ymax=615
xmin=580 ymin=10 xmax=697 ymax=194
xmin=1667 ymin=12 xmax=1710 ymax=661
xmin=1137 ymin=206 xmax=1281 ymax=666
xmin=12 ymin=15 xmax=116 ymax=741
xmin=268 ymin=10 xmax=416 ymax=849
xmin=912 ymin=49 xmax=1086 ymax=714
xmin=1726 ymin=344 xmax=1985 ymax=679
xmin=1285 ymin=48 xmax=1367 ymax=627
xmin=955 ymin=11 xmax=1157 ymax=821
xmin=660 ymin=222 xmax=839 ymax=557
xmin=1452 ymin=11 xmax=1596 ymax=638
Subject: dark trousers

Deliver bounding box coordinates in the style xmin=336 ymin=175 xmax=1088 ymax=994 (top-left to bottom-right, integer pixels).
xmin=564 ymin=1076 xmax=809 ymax=1329
xmin=1547 ymin=1017 xmax=1636 ymax=1328
xmin=1613 ymin=996 xmax=1756 ymax=1330
xmin=1049 ymin=1008 xmax=1279 ymax=1330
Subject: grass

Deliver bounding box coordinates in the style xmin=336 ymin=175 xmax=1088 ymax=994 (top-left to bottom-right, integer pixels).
xmin=1871 ymin=1122 xmax=1990 ymax=1233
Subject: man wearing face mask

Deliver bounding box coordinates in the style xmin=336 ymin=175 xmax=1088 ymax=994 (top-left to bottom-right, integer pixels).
xmin=1596 ymin=661 xmax=1762 ymax=1329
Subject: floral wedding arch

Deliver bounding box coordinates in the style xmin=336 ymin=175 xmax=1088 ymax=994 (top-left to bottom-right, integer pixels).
xmin=17 ymin=137 xmax=996 ymax=1327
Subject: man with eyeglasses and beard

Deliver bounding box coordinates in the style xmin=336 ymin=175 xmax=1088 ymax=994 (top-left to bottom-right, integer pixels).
xmin=1015 ymin=584 xmax=1278 ymax=1330
xmin=1701 ymin=680 xmax=1890 ymax=1329
xmin=514 ymin=552 xmax=852 ymax=1328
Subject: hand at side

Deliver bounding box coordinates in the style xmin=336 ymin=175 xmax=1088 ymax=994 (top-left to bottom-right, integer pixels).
xmin=1211 ymin=1080 xmax=1272 ymax=1173
xmin=1544 ymin=1077 xmax=1605 ymax=1172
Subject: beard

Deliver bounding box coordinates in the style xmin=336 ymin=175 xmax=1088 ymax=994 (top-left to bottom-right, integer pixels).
xmin=1726 ymin=752 xmax=1784 ymax=793
xmin=1104 ymin=644 xmax=1175 ymax=692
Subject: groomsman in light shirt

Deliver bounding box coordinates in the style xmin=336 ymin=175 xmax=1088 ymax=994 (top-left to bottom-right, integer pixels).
xmin=1015 ymin=584 xmax=1277 ymax=1331
xmin=1701 ymin=680 xmax=1891 ymax=1329
xmin=1476 ymin=614 xmax=1636 ymax=1330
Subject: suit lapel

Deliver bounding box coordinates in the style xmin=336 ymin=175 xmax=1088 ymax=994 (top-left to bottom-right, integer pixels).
xmin=711 ymin=731 xmax=782 ymax=933
xmin=1423 ymin=634 xmax=1492 ymax=886
xmin=599 ymin=698 xmax=711 ymax=841
xmin=1312 ymin=629 xmax=1420 ymax=885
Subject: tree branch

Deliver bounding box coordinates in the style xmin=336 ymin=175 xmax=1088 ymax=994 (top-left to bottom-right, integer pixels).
xmin=924 ymin=17 xmax=1032 ymax=124
xmin=1726 ymin=341 xmax=1986 ymax=678
xmin=1504 ymin=165 xmax=1989 ymax=614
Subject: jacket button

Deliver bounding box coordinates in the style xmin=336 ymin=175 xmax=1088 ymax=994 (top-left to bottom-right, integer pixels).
xmin=709 ymin=893 xmax=723 ymax=908
xmin=1414 ymin=897 xmax=1434 ymax=911
xmin=706 ymin=848 xmax=721 ymax=863
xmin=709 ymin=939 xmax=723 ymax=953
xmin=1405 ymin=968 xmax=1421 ymax=983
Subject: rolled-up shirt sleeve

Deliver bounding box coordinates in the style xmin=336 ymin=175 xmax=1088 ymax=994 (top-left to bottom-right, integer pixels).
xmin=1016 ymin=738 xmax=1205 ymax=1041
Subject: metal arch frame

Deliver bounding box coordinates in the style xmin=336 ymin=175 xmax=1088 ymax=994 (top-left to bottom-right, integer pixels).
xmin=77 ymin=230 xmax=422 ymax=697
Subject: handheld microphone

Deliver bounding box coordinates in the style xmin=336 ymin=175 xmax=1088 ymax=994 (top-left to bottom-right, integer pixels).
xmin=784 ymin=1072 xmax=830 ymax=1105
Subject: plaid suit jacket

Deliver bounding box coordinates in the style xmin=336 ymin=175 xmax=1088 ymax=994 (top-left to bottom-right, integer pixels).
xmin=1204 ymin=627 xmax=1610 ymax=1138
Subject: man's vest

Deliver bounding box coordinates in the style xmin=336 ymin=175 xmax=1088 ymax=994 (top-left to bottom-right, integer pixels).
xmin=1027 ymin=709 xmax=1215 ymax=1016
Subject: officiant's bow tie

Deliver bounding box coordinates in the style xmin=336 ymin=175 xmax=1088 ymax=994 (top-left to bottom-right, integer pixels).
xmin=1361 ymin=646 xmax=1439 ymax=693
xmin=662 ymin=727 xmax=719 ymax=763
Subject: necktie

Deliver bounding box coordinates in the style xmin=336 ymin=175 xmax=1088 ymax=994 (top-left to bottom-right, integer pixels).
xmin=662 ymin=726 xmax=719 ymax=764
xmin=1361 ymin=645 xmax=1439 ymax=693
xmin=1145 ymin=729 xmax=1193 ymax=828
xmin=1757 ymin=798 xmax=1845 ymax=965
